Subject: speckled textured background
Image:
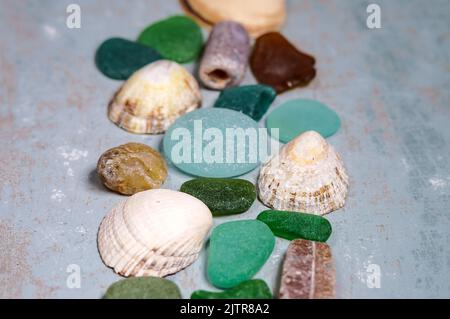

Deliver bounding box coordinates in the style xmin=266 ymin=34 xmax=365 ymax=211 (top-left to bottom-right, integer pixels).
xmin=0 ymin=0 xmax=449 ymax=298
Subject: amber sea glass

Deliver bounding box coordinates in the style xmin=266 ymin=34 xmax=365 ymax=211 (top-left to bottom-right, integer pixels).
xmin=250 ymin=32 xmax=316 ymax=94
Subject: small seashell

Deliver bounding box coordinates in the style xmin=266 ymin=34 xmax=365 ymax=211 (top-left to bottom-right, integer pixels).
xmin=180 ymin=0 xmax=286 ymax=37
xmin=257 ymin=131 xmax=349 ymax=215
xmin=108 ymin=60 xmax=202 ymax=134
xmin=97 ymin=189 xmax=213 ymax=277
xmin=199 ymin=21 xmax=250 ymax=90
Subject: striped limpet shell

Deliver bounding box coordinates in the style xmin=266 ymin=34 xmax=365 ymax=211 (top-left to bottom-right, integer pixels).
xmin=257 ymin=131 xmax=349 ymax=216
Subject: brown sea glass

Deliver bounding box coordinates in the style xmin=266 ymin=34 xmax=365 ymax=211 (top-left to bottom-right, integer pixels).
xmin=279 ymin=239 xmax=335 ymax=299
xmin=97 ymin=143 xmax=167 ymax=195
xmin=250 ymin=32 xmax=316 ymax=94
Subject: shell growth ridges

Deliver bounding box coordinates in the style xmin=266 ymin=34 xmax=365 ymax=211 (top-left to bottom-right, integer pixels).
xmin=257 ymin=131 xmax=349 ymax=216
xmin=98 ymin=189 xmax=213 ymax=277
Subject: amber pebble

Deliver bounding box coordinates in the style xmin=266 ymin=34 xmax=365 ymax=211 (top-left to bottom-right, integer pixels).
xmin=97 ymin=143 xmax=167 ymax=195
xmin=250 ymin=32 xmax=316 ymax=94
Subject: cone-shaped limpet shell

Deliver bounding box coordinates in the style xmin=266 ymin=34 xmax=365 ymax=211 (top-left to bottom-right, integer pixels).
xmin=97 ymin=189 xmax=213 ymax=277
xmin=108 ymin=60 xmax=202 ymax=134
xmin=257 ymin=131 xmax=349 ymax=216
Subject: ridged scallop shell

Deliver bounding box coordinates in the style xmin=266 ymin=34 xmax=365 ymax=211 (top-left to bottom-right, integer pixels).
xmin=257 ymin=131 xmax=349 ymax=215
xmin=108 ymin=60 xmax=202 ymax=134
xmin=98 ymin=189 xmax=213 ymax=277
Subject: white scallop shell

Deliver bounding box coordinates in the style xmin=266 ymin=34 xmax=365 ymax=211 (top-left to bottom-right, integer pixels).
xmin=98 ymin=189 xmax=213 ymax=277
xmin=108 ymin=60 xmax=202 ymax=134
xmin=257 ymin=131 xmax=349 ymax=215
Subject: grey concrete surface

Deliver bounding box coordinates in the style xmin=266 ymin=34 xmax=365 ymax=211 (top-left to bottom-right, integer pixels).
xmin=0 ymin=0 xmax=449 ymax=298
